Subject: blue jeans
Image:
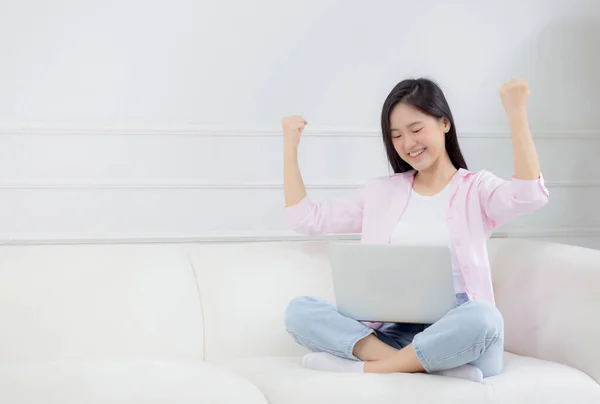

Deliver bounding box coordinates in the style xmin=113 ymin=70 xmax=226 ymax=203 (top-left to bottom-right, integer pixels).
xmin=284 ymin=294 xmax=504 ymax=378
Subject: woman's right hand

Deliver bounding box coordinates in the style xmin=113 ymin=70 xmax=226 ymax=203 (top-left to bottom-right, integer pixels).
xmin=281 ymin=115 xmax=307 ymax=149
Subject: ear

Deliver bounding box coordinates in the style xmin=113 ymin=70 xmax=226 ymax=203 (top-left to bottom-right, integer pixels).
xmin=441 ymin=117 xmax=451 ymax=133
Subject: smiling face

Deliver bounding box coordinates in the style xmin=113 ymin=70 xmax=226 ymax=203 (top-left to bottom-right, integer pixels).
xmin=389 ymin=102 xmax=451 ymax=172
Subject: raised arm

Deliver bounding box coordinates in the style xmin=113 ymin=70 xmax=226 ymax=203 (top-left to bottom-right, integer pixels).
xmin=500 ymin=78 xmax=540 ymax=181
xmin=283 ymin=115 xmax=309 ymax=207
xmin=479 ymin=79 xmax=549 ymax=228
xmin=282 ymin=116 xmax=364 ymax=235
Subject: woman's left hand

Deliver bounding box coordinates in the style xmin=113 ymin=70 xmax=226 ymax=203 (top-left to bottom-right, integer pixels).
xmin=499 ymin=78 xmax=530 ymax=118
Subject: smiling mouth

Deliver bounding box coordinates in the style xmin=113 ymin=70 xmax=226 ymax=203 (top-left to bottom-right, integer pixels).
xmin=408 ymin=148 xmax=426 ymax=158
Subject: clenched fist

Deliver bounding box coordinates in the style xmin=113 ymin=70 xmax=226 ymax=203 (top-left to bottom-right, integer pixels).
xmin=499 ymin=78 xmax=530 ymax=118
xmin=282 ymin=115 xmax=307 ymax=149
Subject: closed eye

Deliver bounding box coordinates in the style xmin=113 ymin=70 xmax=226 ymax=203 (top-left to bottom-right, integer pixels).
xmin=412 ymin=128 xmax=423 ymax=134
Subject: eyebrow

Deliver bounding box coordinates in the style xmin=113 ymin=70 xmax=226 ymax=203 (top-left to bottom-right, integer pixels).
xmin=391 ymin=121 xmax=424 ymax=131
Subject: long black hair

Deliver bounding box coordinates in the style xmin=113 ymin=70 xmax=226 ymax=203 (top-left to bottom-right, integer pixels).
xmin=381 ymin=78 xmax=468 ymax=173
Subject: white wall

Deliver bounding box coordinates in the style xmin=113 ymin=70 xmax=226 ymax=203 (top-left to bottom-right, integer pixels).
xmin=0 ymin=0 xmax=599 ymax=247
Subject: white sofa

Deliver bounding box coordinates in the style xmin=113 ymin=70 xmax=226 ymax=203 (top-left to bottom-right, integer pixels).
xmin=0 ymin=238 xmax=599 ymax=403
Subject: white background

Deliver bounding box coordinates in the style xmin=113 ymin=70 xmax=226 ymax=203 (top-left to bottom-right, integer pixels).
xmin=0 ymin=0 xmax=599 ymax=247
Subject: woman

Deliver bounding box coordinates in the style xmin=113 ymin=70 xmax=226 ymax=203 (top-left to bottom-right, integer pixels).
xmin=281 ymin=78 xmax=549 ymax=382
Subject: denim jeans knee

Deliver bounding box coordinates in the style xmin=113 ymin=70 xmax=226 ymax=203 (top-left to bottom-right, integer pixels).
xmin=459 ymin=300 xmax=504 ymax=341
xmin=412 ymin=299 xmax=504 ymax=375
xmin=283 ymin=296 xmax=374 ymax=360
xmin=284 ymin=296 xmax=318 ymax=336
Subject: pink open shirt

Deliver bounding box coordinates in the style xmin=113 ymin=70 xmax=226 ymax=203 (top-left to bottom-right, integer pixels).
xmin=285 ymin=168 xmax=549 ymax=309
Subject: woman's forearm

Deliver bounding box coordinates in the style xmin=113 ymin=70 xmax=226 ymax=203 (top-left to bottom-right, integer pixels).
xmin=508 ymin=110 xmax=540 ymax=180
xmin=284 ymin=143 xmax=307 ymax=206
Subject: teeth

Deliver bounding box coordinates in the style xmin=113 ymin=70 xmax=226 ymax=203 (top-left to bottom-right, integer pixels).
xmin=409 ymin=149 xmax=425 ymax=157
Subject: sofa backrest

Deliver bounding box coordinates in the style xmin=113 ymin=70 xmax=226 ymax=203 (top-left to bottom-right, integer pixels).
xmin=488 ymin=238 xmax=600 ymax=383
xmin=183 ymin=241 xmax=334 ymax=361
xmin=0 ymin=244 xmax=204 ymax=362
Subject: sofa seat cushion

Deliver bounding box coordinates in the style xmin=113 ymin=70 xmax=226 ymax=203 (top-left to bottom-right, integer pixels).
xmin=0 ymin=360 xmax=268 ymax=404
xmin=219 ymin=352 xmax=600 ymax=404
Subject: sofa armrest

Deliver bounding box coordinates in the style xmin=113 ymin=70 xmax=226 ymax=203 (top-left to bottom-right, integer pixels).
xmin=489 ymin=238 xmax=600 ymax=383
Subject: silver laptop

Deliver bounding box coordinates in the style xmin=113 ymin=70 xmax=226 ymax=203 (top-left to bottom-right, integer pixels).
xmin=328 ymin=243 xmax=457 ymax=324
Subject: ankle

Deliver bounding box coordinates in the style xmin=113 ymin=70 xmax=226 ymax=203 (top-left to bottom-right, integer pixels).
xmin=352 ymin=334 xmax=375 ymax=359
xmin=352 ymin=334 xmax=398 ymax=362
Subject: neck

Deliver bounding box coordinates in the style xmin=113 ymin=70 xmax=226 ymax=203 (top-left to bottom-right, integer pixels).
xmin=414 ymin=154 xmax=457 ymax=188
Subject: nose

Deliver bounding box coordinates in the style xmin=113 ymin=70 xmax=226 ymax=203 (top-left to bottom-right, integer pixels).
xmin=404 ymin=135 xmax=417 ymax=151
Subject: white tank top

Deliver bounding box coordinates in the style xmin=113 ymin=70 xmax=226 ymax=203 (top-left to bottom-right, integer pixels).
xmin=390 ymin=183 xmax=466 ymax=293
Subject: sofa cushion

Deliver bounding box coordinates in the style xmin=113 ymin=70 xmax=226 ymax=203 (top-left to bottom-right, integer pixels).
xmin=219 ymin=352 xmax=600 ymax=404
xmin=0 ymin=360 xmax=268 ymax=404
xmin=0 ymin=244 xmax=204 ymax=361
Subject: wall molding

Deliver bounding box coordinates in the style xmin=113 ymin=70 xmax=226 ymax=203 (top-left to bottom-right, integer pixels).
xmin=0 ymin=227 xmax=599 ymax=245
xmin=0 ymin=124 xmax=599 ymax=139
xmin=0 ymin=179 xmax=597 ymax=190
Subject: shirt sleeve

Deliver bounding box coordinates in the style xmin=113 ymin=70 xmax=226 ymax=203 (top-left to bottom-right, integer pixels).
xmin=284 ymin=187 xmax=365 ymax=236
xmin=477 ymin=170 xmax=549 ymax=229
